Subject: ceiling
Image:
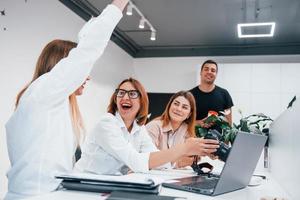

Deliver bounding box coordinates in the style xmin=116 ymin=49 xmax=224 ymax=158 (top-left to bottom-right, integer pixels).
xmin=59 ymin=0 xmax=300 ymax=58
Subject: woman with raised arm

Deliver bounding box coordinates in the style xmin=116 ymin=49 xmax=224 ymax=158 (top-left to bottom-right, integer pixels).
xmin=5 ymin=1 xmax=129 ymax=199
xmin=146 ymin=91 xmax=197 ymax=169
xmin=75 ymin=78 xmax=219 ymax=175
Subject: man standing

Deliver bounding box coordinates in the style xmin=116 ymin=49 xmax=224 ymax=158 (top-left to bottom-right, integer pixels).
xmin=190 ymin=60 xmax=234 ymax=129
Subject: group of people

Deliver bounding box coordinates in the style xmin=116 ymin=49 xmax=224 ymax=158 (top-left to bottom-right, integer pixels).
xmin=4 ymin=0 xmax=233 ymax=199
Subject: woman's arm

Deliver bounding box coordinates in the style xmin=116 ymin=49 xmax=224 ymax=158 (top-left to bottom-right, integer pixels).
xmin=92 ymin=114 xmax=219 ymax=172
xmin=32 ymin=0 xmax=129 ymax=105
xmin=175 ymin=156 xmax=195 ymax=168
xmin=148 ymin=137 xmax=219 ymax=169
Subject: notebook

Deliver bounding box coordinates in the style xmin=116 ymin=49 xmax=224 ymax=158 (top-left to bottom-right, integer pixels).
xmin=56 ymin=172 xmax=163 ymax=194
xmin=162 ymin=131 xmax=267 ymax=196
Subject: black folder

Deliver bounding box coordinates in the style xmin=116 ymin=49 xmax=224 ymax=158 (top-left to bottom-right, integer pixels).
xmin=107 ymin=191 xmax=186 ymax=200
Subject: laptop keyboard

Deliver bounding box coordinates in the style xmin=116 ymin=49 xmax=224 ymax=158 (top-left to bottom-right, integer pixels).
xmin=184 ymin=177 xmax=218 ymax=190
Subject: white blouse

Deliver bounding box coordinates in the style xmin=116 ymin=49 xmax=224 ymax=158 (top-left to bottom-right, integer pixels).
xmin=75 ymin=113 xmax=159 ymax=175
xmin=5 ymin=5 xmax=122 ymax=200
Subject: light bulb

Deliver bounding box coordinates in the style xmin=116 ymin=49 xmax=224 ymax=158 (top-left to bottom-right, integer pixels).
xmin=139 ymin=18 xmax=145 ymax=29
xmin=150 ymin=31 xmax=156 ymax=41
xmin=126 ymin=4 xmax=133 ymax=15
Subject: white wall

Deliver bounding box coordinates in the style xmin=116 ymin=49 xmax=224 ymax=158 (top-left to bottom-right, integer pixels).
xmin=0 ymin=0 xmax=133 ymax=198
xmin=219 ymin=63 xmax=300 ymax=122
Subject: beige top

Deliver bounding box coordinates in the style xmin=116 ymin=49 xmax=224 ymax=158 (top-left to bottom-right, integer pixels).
xmin=146 ymin=119 xmax=190 ymax=150
xmin=146 ymin=119 xmax=194 ymax=168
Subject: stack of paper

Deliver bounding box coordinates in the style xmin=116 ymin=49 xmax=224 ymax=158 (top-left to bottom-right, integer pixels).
xmin=56 ymin=172 xmax=163 ymax=194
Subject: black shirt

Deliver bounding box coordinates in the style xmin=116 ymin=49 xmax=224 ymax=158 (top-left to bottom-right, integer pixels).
xmin=190 ymin=85 xmax=234 ymax=120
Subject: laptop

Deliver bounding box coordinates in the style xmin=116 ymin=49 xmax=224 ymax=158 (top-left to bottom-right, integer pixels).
xmin=162 ymin=131 xmax=267 ymax=196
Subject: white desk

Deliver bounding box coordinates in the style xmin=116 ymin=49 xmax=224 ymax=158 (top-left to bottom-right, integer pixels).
xmin=27 ymin=170 xmax=290 ymax=200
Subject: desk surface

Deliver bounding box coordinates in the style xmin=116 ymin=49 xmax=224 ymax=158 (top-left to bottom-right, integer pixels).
xmin=27 ymin=170 xmax=290 ymax=200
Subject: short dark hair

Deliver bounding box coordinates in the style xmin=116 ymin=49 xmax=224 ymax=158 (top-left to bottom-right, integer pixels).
xmin=200 ymin=60 xmax=218 ymax=72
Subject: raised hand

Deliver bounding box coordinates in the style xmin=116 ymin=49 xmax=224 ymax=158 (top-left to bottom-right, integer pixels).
xmin=112 ymin=0 xmax=130 ymax=11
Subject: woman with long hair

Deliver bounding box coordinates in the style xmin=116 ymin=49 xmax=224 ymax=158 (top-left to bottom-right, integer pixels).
xmin=146 ymin=91 xmax=197 ymax=168
xmin=5 ymin=1 xmax=129 ymax=199
xmin=75 ymin=78 xmax=219 ymax=175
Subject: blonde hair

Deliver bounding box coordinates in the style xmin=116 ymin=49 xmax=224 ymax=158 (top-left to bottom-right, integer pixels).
xmin=107 ymin=78 xmax=149 ymax=125
xmin=15 ymin=39 xmax=84 ymax=144
xmin=159 ymin=91 xmax=196 ymax=137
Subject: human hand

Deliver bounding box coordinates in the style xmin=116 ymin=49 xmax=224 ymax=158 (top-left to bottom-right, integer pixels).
xmin=112 ymin=0 xmax=129 ymax=11
xmin=208 ymin=154 xmax=219 ymax=160
xmin=184 ymin=137 xmax=219 ymax=157
xmin=175 ymin=156 xmax=195 ymax=168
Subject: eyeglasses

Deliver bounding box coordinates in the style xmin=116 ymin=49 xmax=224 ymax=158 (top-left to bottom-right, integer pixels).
xmin=115 ymin=89 xmax=140 ymax=99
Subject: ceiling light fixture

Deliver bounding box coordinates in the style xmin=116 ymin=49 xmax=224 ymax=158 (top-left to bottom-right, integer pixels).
xmin=150 ymin=30 xmax=156 ymax=41
xmin=139 ymin=18 xmax=145 ymax=29
xmin=126 ymin=1 xmax=157 ymax=41
xmin=126 ymin=4 xmax=133 ymax=16
xmin=237 ymin=22 xmax=276 ymax=38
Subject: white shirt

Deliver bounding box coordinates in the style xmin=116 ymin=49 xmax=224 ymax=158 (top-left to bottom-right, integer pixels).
xmin=75 ymin=113 xmax=158 ymax=175
xmin=5 ymin=5 xmax=122 ymax=200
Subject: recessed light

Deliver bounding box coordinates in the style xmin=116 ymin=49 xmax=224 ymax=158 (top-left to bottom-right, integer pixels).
xmin=237 ymin=22 xmax=276 ymax=38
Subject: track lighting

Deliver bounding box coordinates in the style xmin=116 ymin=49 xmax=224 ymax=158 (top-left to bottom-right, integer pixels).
xmin=126 ymin=4 xmax=132 ymax=16
xmin=126 ymin=0 xmax=157 ymax=41
xmin=139 ymin=18 xmax=145 ymax=29
xmin=150 ymin=31 xmax=156 ymax=41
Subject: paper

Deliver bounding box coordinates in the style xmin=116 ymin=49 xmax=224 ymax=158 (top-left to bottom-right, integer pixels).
xmin=125 ymin=173 xmax=165 ymax=185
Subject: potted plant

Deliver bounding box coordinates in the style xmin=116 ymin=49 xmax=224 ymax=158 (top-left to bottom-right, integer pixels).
xmin=195 ymin=111 xmax=273 ymax=145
